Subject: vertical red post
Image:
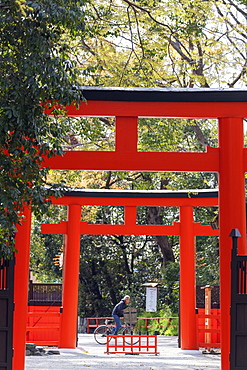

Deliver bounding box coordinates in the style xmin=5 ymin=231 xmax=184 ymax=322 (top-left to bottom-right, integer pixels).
xmin=125 ymin=206 xmax=137 ymax=233
xmin=13 ymin=206 xmax=32 ymax=370
xmin=218 ymin=117 xmax=246 ymax=370
xmin=59 ymin=204 xmax=81 ymax=348
xmin=115 ymin=116 xmax=138 ymax=152
xmin=179 ymin=205 xmax=198 ymax=350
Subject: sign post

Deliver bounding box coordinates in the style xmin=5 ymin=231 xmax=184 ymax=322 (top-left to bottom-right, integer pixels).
xmin=142 ymin=283 xmax=159 ymax=312
xmin=146 ymin=287 xmax=157 ymax=312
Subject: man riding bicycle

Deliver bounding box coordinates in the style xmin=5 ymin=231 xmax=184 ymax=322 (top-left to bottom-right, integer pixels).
xmin=112 ymin=295 xmax=130 ymax=334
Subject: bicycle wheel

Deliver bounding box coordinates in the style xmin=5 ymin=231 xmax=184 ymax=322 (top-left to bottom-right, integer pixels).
xmin=94 ymin=325 xmax=110 ymax=345
xmin=121 ymin=326 xmax=139 ymax=345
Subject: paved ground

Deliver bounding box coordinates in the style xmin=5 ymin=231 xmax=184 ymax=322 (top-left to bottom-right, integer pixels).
xmin=25 ymin=334 xmax=221 ymax=370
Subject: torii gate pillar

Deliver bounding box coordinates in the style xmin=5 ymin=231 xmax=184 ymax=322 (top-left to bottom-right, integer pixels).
xmin=219 ymin=117 xmax=246 ymax=370
xmin=179 ymin=205 xmax=198 ymax=350
xmin=13 ymin=206 xmax=32 ymax=370
xmin=59 ymin=204 xmax=81 ymax=348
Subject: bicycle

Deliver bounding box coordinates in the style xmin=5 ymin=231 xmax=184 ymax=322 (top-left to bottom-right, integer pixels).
xmin=94 ymin=319 xmax=139 ymax=345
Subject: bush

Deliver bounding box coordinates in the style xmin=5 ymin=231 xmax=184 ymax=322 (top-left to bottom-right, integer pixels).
xmin=136 ymin=309 xmax=179 ymax=336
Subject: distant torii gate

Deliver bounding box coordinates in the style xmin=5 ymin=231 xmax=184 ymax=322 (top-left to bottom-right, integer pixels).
xmin=42 ymin=189 xmax=219 ymax=349
xmin=13 ymin=87 xmax=247 ymax=370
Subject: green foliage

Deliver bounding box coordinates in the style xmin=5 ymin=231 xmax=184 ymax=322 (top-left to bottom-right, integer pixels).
xmin=30 ymin=230 xmax=63 ymax=282
xmin=77 ymin=204 xmax=182 ymax=317
xmin=161 ymin=262 xmax=180 ymax=313
xmin=136 ymin=308 xmax=179 ymax=335
xmin=30 ymin=205 xmax=66 ymax=282
xmin=0 ymin=0 xmax=87 ymax=257
xmin=78 ymin=233 xmax=162 ymax=316
xmin=196 ymin=236 xmax=219 ymax=285
xmin=81 ymin=0 xmax=247 ymax=88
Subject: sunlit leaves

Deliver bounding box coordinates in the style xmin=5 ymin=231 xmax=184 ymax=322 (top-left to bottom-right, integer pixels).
xmin=78 ymin=0 xmax=247 ymax=88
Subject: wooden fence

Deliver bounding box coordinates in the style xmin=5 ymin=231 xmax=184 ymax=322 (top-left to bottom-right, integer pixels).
xmin=28 ymin=281 xmax=62 ymax=306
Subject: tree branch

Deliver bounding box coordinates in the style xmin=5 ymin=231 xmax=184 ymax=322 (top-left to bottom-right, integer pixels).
xmin=228 ymin=60 xmax=247 ymax=87
xmin=191 ymin=120 xmax=209 ymax=149
xmin=122 ymin=0 xmax=173 ymax=32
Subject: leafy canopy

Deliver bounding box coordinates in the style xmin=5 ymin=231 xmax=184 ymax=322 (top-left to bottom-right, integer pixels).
xmin=0 ymin=0 xmax=86 ymax=257
xmin=80 ymin=0 xmax=247 ymax=88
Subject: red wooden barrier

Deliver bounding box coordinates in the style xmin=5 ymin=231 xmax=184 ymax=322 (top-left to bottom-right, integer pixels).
xmin=26 ymin=306 xmax=60 ymax=346
xmin=86 ymin=317 xmax=113 ymax=333
xmin=105 ymin=335 xmax=159 ymax=355
xmin=197 ymin=308 xmax=221 ymax=349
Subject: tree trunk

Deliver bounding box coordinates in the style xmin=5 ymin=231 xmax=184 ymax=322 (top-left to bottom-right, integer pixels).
xmin=98 ymin=259 xmax=118 ymax=305
xmin=147 ymin=206 xmax=175 ymax=267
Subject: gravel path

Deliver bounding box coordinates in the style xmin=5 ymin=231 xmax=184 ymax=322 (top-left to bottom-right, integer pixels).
xmin=25 ymin=334 xmax=221 ymax=370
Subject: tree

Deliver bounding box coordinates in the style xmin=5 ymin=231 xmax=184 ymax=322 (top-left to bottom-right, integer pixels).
xmin=0 ymin=0 xmax=88 ymax=257
xmin=80 ymin=0 xmax=247 ymax=88
xmin=73 ymin=0 xmax=243 ymax=273
xmin=30 ymin=0 xmax=246 ymax=313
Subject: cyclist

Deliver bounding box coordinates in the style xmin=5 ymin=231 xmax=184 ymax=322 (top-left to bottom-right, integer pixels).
xmin=112 ymin=295 xmax=130 ymax=334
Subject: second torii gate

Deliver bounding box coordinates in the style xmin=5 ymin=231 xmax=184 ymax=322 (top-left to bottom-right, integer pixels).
xmin=41 ymin=189 xmax=219 ymax=349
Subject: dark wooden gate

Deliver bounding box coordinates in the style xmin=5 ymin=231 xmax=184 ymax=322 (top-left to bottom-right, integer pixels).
xmin=230 ymin=229 xmax=247 ymax=370
xmin=0 ymin=258 xmax=14 ymax=370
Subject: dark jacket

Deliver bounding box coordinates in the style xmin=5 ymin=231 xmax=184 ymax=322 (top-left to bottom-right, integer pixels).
xmin=112 ymin=299 xmax=127 ymax=317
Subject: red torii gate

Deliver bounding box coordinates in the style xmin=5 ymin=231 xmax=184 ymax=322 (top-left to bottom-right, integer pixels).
xmin=42 ymin=189 xmax=219 ymax=349
xmin=13 ymin=87 xmax=247 ymax=370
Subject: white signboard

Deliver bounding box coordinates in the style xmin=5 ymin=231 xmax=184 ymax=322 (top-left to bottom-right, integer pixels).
xmin=145 ymin=287 xmax=157 ymax=312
